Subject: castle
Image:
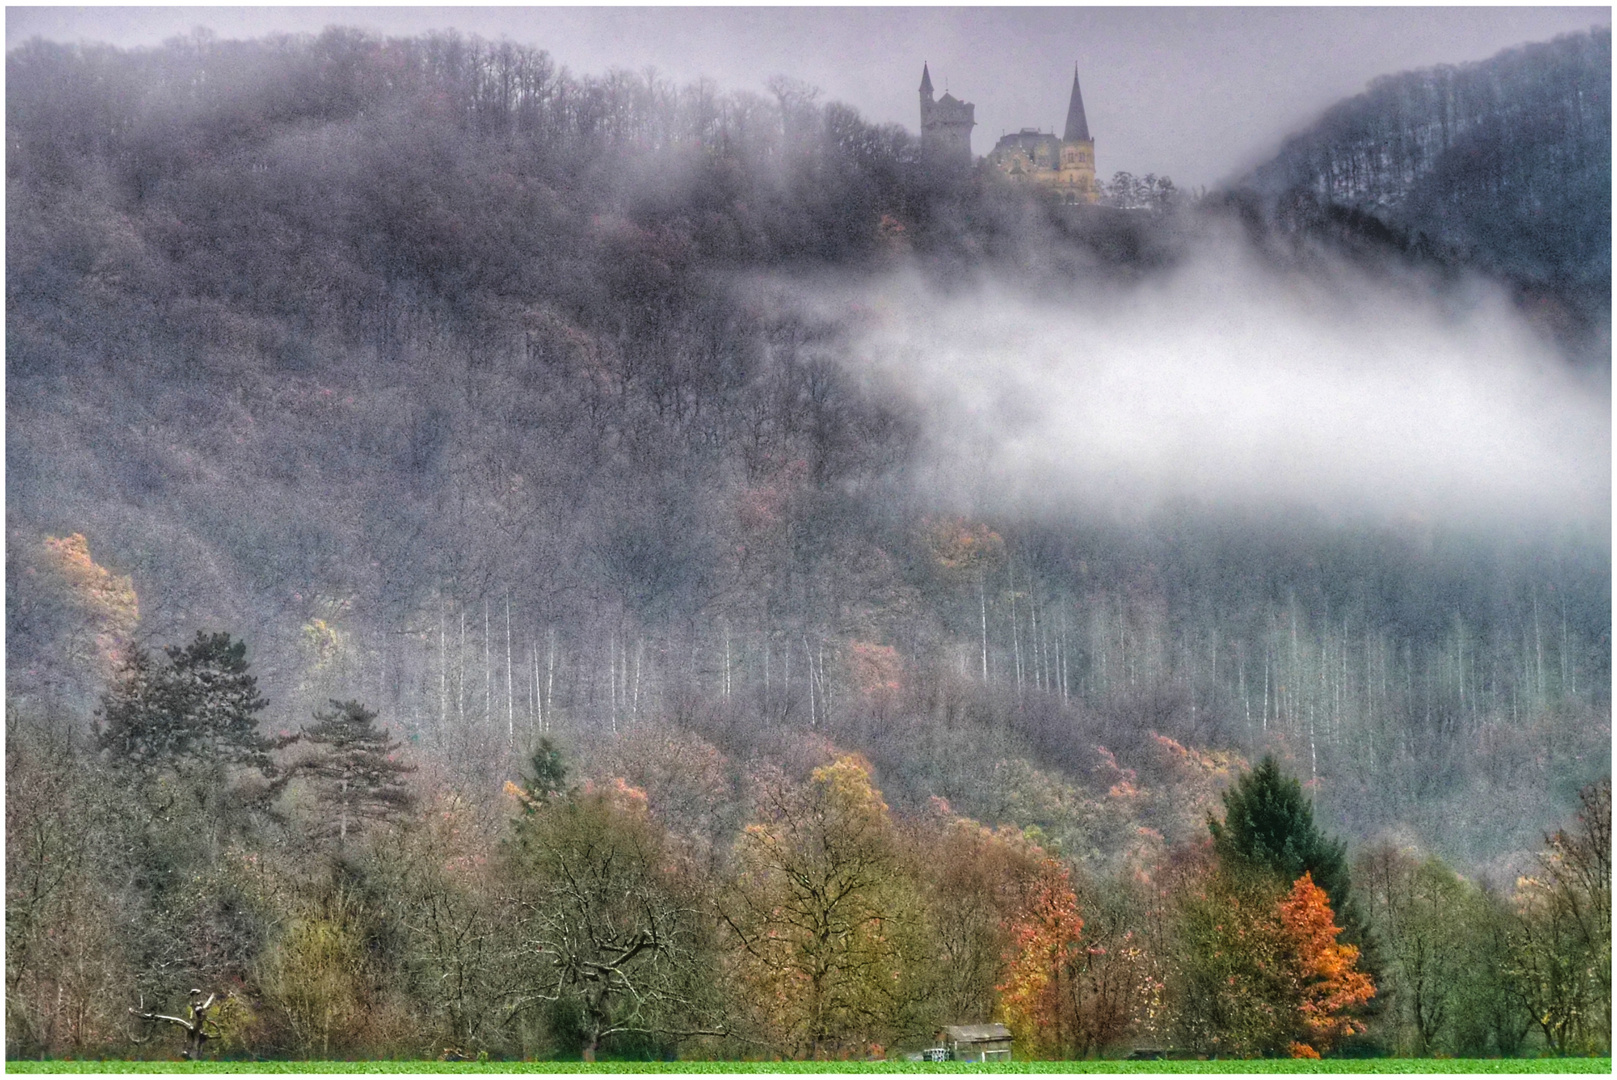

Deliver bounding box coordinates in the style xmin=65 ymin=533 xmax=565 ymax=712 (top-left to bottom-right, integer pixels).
xmin=917 ymin=63 xmax=975 ymax=168
xmin=987 ymin=68 xmax=1098 ymax=203
xmin=919 ymin=65 xmax=1099 ymax=204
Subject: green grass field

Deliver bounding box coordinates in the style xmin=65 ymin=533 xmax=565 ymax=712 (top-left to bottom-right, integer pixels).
xmin=5 ymin=1061 xmax=1610 ymax=1074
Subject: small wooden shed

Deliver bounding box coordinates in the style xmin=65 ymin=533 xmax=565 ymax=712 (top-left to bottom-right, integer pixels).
xmin=934 ymin=1023 xmax=1013 ymax=1062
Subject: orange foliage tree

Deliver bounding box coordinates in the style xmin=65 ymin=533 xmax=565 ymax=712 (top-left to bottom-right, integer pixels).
xmin=996 ymin=860 xmax=1085 ymax=1057
xmin=847 ymin=641 xmax=903 ymax=717
xmin=42 ymin=534 xmax=140 ymax=660
xmin=1277 ymin=872 xmax=1374 ymax=1056
xmin=915 ymin=804 xmax=1057 ymax=1024
xmin=16 ymin=533 xmax=140 ymax=694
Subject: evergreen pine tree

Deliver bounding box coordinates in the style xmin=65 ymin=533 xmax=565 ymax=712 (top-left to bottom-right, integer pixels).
xmin=519 ymin=738 xmax=571 ymax=806
xmin=1209 ymin=756 xmax=1357 ymax=934
xmin=97 ymin=631 xmax=281 ymax=778
xmin=299 ymin=700 xmax=415 ymax=847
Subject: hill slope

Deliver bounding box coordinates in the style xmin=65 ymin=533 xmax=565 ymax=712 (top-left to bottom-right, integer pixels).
xmin=5 ymin=28 xmax=1608 ymax=875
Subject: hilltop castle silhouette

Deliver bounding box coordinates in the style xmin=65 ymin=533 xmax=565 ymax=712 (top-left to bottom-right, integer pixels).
xmin=919 ymin=64 xmax=1099 ymax=204
xmin=917 ymin=63 xmax=975 ymax=167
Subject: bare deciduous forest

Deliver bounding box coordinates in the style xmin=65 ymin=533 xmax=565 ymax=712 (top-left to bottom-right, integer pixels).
xmin=6 ymin=26 xmax=1610 ymax=1062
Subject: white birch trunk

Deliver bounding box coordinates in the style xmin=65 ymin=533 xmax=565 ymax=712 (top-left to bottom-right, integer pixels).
xmin=546 ymin=627 xmax=556 ymax=734
xmin=505 ymin=592 xmax=514 ymax=746
xmin=804 ymin=633 xmax=816 ymax=728
xmin=979 ymin=574 xmax=989 ymax=685
xmin=1009 ymin=563 xmax=1022 ymax=695
xmin=633 ymin=637 xmax=643 ymax=723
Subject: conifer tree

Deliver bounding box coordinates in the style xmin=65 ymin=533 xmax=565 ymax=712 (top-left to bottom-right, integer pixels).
xmin=298 ymin=700 xmax=415 ymax=848
xmin=519 ymin=738 xmax=570 ymax=805
xmin=1209 ymin=756 xmax=1355 ymax=933
xmin=97 ymin=631 xmax=282 ymax=779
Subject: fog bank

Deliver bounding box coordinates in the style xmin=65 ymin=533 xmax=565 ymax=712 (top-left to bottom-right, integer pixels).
xmin=823 ymin=238 xmax=1610 ymax=530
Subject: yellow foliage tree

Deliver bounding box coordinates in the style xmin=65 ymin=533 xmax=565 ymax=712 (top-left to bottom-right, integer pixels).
xmin=996 ymin=861 xmax=1084 ymax=1057
xmin=38 ymin=533 xmax=139 ymax=679
xmin=923 ymin=518 xmax=1004 ymax=577
xmin=296 ymin=594 xmax=355 ymax=701
xmin=724 ymin=755 xmax=929 ymax=1058
xmin=257 ymin=905 xmax=370 ymax=1058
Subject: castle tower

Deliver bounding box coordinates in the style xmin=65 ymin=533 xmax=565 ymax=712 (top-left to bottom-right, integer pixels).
xmin=1057 ymin=66 xmax=1098 ymax=203
xmin=919 ymin=63 xmax=975 ymax=168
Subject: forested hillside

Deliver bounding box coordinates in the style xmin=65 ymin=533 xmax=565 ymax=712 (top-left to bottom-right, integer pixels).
xmin=1249 ymin=27 xmax=1610 ymax=357
xmin=6 ymin=27 xmax=1610 ymax=1062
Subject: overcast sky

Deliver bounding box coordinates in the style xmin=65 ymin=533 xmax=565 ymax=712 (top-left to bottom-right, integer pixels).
xmin=7 ymin=6 xmax=1609 ymax=189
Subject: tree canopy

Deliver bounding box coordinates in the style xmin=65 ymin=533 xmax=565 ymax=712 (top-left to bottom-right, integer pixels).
xmin=96 ymin=631 xmax=282 ymax=778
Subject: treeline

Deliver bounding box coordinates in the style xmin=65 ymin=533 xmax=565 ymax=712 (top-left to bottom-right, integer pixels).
xmin=6 ymin=642 xmax=1610 ymax=1060
xmin=6 ymin=25 xmax=931 ymax=301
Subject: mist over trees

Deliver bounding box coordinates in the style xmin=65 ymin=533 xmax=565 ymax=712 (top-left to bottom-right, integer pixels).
xmin=6 ymin=25 xmax=1610 ymax=1061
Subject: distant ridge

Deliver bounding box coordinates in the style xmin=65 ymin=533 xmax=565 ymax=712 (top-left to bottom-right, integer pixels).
xmin=1246 ymin=28 xmax=1610 ymax=312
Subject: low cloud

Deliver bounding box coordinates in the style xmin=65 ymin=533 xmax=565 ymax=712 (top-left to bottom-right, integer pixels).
xmin=829 ymin=236 xmax=1609 ymax=530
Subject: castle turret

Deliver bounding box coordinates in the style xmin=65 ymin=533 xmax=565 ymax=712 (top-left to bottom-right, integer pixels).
xmin=919 ymin=63 xmax=974 ymax=169
xmin=1063 ymin=66 xmax=1091 ymax=142
xmin=1058 ymin=66 xmax=1098 ymax=202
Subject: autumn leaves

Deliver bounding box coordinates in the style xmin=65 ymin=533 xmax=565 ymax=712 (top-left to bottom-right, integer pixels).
xmin=712 ymin=751 xmax=1375 ymax=1060
xmin=995 ymin=757 xmax=1374 ymax=1059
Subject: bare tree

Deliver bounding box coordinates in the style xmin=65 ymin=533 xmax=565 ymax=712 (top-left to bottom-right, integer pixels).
xmin=129 ymin=988 xmax=217 ymax=1060
xmin=507 ymin=774 xmax=723 ymax=1060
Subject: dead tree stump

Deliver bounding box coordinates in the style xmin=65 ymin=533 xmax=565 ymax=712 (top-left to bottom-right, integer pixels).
xmin=129 ymin=988 xmax=216 ymax=1060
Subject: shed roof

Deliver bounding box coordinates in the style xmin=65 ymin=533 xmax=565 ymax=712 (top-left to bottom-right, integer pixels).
xmin=942 ymin=1024 xmax=1012 ymax=1043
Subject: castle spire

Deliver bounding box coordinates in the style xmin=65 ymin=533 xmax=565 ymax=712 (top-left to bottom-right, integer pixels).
xmin=1063 ymin=65 xmax=1091 ymax=142
xmin=919 ymin=62 xmax=934 ymax=96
